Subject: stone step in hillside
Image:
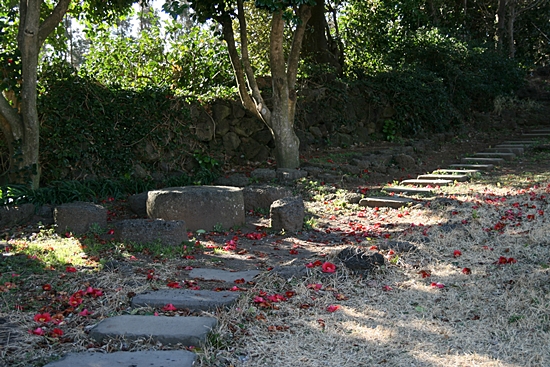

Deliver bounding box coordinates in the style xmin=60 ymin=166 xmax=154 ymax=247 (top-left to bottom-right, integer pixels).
xmin=89 ymin=315 xmax=217 ymax=346
xmin=399 ymin=179 xmax=452 ymax=187
xmin=501 ymin=140 xmax=536 ymax=145
xmin=383 ymin=186 xmax=434 ymax=195
xmin=432 ymin=169 xmax=480 ymax=175
xmin=43 ymin=350 xmax=197 ymax=367
xmin=472 ymin=152 xmax=515 ymax=161
xmin=359 ymin=197 xmax=417 ymax=209
xmin=491 ymin=146 xmax=525 ymax=154
xmin=460 ymin=157 xmax=504 ymax=164
xmin=416 ymin=174 xmax=469 ymax=182
xmin=522 ymin=133 xmax=550 ymax=139
xmin=189 ymin=268 xmax=260 ymax=283
xmin=448 ymin=164 xmax=494 ymax=171
xmin=132 ymin=289 xmax=240 ymax=311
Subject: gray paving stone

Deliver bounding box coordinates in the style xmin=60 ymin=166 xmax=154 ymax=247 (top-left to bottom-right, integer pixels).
xmin=89 ymin=315 xmax=217 ymax=346
xmin=400 ymin=179 xmax=452 ymax=187
xmin=522 ymin=133 xmax=550 ymax=138
xmin=383 ymin=186 xmax=434 ymax=194
xmin=189 ymin=268 xmax=260 ymax=283
xmin=460 ymin=157 xmax=504 ymax=164
xmin=43 ymin=350 xmax=196 ymax=367
xmin=132 ymin=289 xmax=240 ymax=311
xmin=473 ymin=152 xmax=515 ymax=161
xmin=448 ymin=164 xmax=494 ymax=171
xmin=501 ymin=140 xmax=536 ymax=145
xmin=490 ymin=146 xmax=524 ymax=155
xmin=359 ymin=197 xmax=416 ymax=209
xmin=432 ymin=169 xmax=480 ymax=175
xmin=416 ymin=174 xmax=469 ymax=182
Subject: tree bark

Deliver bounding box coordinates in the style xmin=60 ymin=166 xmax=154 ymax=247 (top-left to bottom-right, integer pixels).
xmin=496 ymin=0 xmax=506 ymax=52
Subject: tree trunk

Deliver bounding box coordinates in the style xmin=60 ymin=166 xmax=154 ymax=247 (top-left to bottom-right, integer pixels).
xmin=0 ymin=0 xmax=71 ymax=188
xmin=507 ymin=0 xmax=516 ymax=58
xmin=496 ymin=0 xmax=506 ymax=52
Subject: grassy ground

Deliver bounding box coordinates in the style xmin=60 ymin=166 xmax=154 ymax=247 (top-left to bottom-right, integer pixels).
xmin=1 ymin=148 xmax=549 ymax=367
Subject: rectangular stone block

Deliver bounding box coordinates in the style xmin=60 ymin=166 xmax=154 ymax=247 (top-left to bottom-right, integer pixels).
xmin=460 ymin=157 xmax=504 ymax=164
xmin=399 ymin=179 xmax=452 ymax=187
xmin=132 ymin=289 xmax=240 ymax=311
xmin=43 ymin=351 xmax=196 ymax=367
xmin=359 ymin=197 xmax=416 ymax=209
xmin=416 ymin=174 xmax=469 ymax=182
xmin=432 ymin=169 xmax=480 ymax=175
xmin=448 ymin=164 xmax=494 ymax=171
xmin=473 ymin=152 xmax=515 ymax=161
xmin=89 ymin=315 xmax=217 ymax=346
xmin=114 ymin=219 xmax=187 ymax=246
xmin=383 ymin=186 xmax=434 ymax=195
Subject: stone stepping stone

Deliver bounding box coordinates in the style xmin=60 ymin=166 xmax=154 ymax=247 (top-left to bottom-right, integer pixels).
xmin=432 ymin=169 xmax=480 ymax=175
xmin=132 ymin=289 xmax=240 ymax=311
xmin=43 ymin=350 xmax=196 ymax=367
xmin=89 ymin=315 xmax=217 ymax=346
xmin=416 ymin=174 xmax=469 ymax=182
xmin=189 ymin=268 xmax=260 ymax=283
xmin=501 ymin=140 xmax=536 ymax=145
xmin=383 ymin=186 xmax=434 ymax=195
xmin=399 ymin=179 xmax=452 ymax=187
xmin=522 ymin=133 xmax=550 ymax=138
xmin=460 ymin=157 xmax=504 ymax=164
xmin=448 ymin=164 xmax=494 ymax=171
xmin=473 ymin=152 xmax=515 ymax=161
xmin=359 ymin=197 xmax=416 ymax=209
xmin=491 ymin=146 xmax=524 ymax=154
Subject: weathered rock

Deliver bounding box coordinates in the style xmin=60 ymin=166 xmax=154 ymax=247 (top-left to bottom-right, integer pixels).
xmin=54 ymin=202 xmax=107 ymax=235
xmin=243 ymin=185 xmax=293 ymax=211
xmin=250 ymin=168 xmax=277 ymax=181
xmin=114 ymin=219 xmax=187 ymax=246
xmin=194 ymin=120 xmax=215 ymax=141
xmin=128 ymin=192 xmax=148 ymax=217
xmin=394 ymin=154 xmax=417 ymax=170
xmin=43 ymin=351 xmax=196 ymax=367
xmin=215 ymin=173 xmax=249 ymax=187
xmin=337 ymin=247 xmax=385 ymax=273
xmin=270 ymin=197 xmax=305 ymax=232
xmin=344 ymin=193 xmax=362 ymax=204
xmin=131 ymin=289 xmax=240 ymax=311
xmin=212 ymin=103 xmax=232 ymax=122
xmin=276 ymin=169 xmax=308 ymax=183
xmin=0 ymin=203 xmax=35 ymax=228
xmin=223 ymin=132 xmax=241 ymax=152
xmin=309 ymin=126 xmax=323 ymax=139
xmin=147 ymin=186 xmax=245 ymax=232
xmin=189 ymin=268 xmax=260 ymax=283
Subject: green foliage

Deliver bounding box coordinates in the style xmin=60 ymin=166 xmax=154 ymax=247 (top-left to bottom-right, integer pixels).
xmin=0 ymin=8 xmax=20 ymax=94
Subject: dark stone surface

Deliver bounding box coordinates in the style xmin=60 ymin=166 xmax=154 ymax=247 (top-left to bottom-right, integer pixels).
xmin=337 ymin=247 xmax=385 ymax=273
xmin=54 ymin=202 xmax=107 ymax=235
xmin=270 ymin=197 xmax=305 ymax=232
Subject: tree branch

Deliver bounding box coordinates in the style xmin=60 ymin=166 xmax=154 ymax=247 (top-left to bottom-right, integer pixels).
xmin=17 ymin=0 xmax=27 ymax=46
xmin=236 ymin=0 xmax=269 ymax=123
xmin=287 ymin=5 xmax=312 ymax=90
xmin=39 ymin=0 xmax=72 ymax=46
xmin=218 ymin=14 xmax=266 ymax=124
xmin=0 ymin=93 xmax=23 ymax=140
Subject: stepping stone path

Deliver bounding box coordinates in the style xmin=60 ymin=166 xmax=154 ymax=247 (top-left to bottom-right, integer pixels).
xmin=44 ymin=268 xmax=256 ymax=367
xmin=361 ymin=128 xmax=546 ymax=208
xmin=45 ymin=128 xmax=548 ymax=365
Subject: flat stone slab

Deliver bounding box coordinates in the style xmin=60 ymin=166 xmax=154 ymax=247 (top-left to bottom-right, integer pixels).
xmin=501 ymin=140 xmax=536 ymax=145
xmin=132 ymin=289 xmax=240 ymax=311
xmin=383 ymin=186 xmax=434 ymax=195
xmin=432 ymin=169 xmax=480 ymax=175
xmin=521 ymin=133 xmax=550 ymax=138
xmin=449 ymin=164 xmax=494 ymax=171
xmin=114 ymin=219 xmax=187 ymax=246
xmin=460 ymin=157 xmax=504 ymax=164
xmin=89 ymin=315 xmax=217 ymax=346
xmin=189 ymin=268 xmax=260 ymax=283
xmin=43 ymin=350 xmax=196 ymax=367
xmin=490 ymin=146 xmax=524 ymax=155
xmin=359 ymin=197 xmax=416 ymax=209
xmin=416 ymin=174 xmax=469 ymax=182
xmin=399 ymin=179 xmax=452 ymax=187
xmin=473 ymin=152 xmax=515 ymax=161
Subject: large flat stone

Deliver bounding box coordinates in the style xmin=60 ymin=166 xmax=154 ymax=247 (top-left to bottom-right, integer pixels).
xmin=132 ymin=289 xmax=240 ymax=311
xmin=501 ymin=140 xmax=536 ymax=145
xmin=147 ymin=186 xmax=245 ymax=232
xmin=473 ymin=152 xmax=515 ymax=161
xmin=43 ymin=350 xmax=196 ymax=367
xmin=448 ymin=164 xmax=494 ymax=171
xmin=416 ymin=174 xmax=469 ymax=182
xmin=490 ymin=146 xmax=524 ymax=155
xmin=432 ymin=169 xmax=480 ymax=175
xmin=189 ymin=268 xmax=260 ymax=283
xmin=399 ymin=179 xmax=452 ymax=187
xmin=460 ymin=157 xmax=504 ymax=164
xmin=359 ymin=197 xmax=416 ymax=209
xmin=114 ymin=219 xmax=187 ymax=246
xmin=521 ymin=133 xmax=550 ymax=138
xmin=89 ymin=315 xmax=217 ymax=346
xmin=383 ymin=186 xmax=434 ymax=195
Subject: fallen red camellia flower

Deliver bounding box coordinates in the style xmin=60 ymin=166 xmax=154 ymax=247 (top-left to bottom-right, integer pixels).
xmin=162 ymin=303 xmax=177 ymax=311
xmin=326 ymin=305 xmax=340 ymax=312
xmin=30 ymin=327 xmax=45 ymax=336
xmin=65 ymin=266 xmax=77 ymax=273
xmin=321 ymin=262 xmax=336 ymax=273
xmin=462 ymin=267 xmax=472 ymax=274
xmin=418 ymin=270 xmax=431 ymax=278
xmin=33 ymin=313 xmax=51 ymax=323
xmin=167 ymin=281 xmax=181 ymax=288
xmin=51 ymin=328 xmax=63 ymax=337
xmin=453 ymin=250 xmax=462 ymax=257
xmin=431 ymin=282 xmax=445 ymax=289
xmin=42 ymin=284 xmax=52 ymax=291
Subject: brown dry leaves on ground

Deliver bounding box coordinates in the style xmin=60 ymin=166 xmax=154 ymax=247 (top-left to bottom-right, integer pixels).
xmin=1 ymin=145 xmax=550 ymax=367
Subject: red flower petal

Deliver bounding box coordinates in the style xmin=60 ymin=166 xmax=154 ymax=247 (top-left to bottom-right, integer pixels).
xmin=326 ymin=305 xmax=340 ymax=312
xmin=321 ymin=262 xmax=336 ymax=273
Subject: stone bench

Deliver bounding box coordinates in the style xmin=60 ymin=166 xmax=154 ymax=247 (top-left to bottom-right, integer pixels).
xmin=147 ymin=186 xmax=244 ymax=232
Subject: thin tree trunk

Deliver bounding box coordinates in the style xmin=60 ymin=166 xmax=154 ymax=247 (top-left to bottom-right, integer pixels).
xmin=507 ymin=0 xmax=516 ymax=58
xmin=496 ymin=0 xmax=506 ymax=52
